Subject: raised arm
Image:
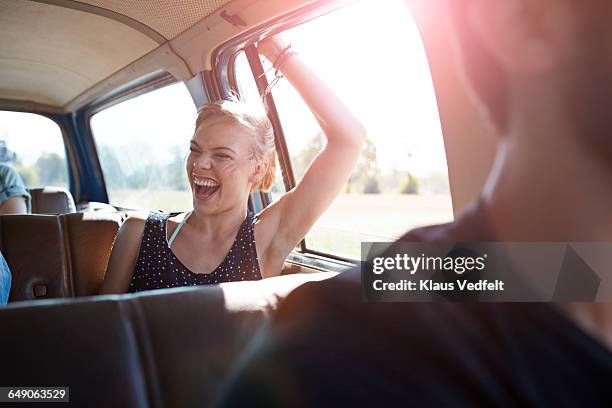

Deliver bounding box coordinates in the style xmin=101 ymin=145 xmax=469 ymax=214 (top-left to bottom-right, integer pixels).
xmin=256 ymin=37 xmax=366 ymax=265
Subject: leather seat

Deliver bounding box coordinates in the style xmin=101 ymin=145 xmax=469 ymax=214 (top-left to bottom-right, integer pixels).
xmin=0 ymin=272 xmax=335 ymax=407
xmin=0 ymin=212 xmax=122 ymax=301
xmin=62 ymin=212 xmax=124 ymax=296
xmin=28 ymin=187 xmax=76 ymax=214
xmin=0 ymin=214 xmax=69 ymax=300
xmin=1 ymin=298 xmax=151 ymax=406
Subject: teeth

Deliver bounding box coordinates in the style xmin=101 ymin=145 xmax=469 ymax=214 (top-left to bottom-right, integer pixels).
xmin=193 ymin=177 xmax=219 ymax=187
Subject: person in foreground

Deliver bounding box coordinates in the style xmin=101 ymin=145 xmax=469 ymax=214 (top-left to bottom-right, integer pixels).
xmin=99 ymin=37 xmax=365 ymax=294
xmin=221 ymin=0 xmax=612 ymax=406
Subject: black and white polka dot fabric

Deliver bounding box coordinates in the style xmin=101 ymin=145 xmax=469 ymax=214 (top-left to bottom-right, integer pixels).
xmin=127 ymin=211 xmax=262 ymax=293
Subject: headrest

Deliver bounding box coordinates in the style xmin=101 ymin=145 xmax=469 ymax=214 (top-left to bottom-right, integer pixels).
xmin=28 ymin=187 xmax=76 ymax=214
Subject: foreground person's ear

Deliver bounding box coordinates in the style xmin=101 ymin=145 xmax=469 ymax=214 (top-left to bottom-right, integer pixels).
xmin=467 ymin=0 xmax=574 ymax=75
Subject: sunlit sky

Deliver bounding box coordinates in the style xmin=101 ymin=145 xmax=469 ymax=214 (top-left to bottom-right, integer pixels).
xmin=0 ymin=112 xmax=65 ymax=166
xmin=265 ymin=0 xmax=447 ymax=177
xmin=0 ymin=0 xmax=446 ymax=179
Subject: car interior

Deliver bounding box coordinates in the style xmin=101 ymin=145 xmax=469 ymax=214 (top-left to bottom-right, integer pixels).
xmin=0 ymin=0 xmax=499 ymax=405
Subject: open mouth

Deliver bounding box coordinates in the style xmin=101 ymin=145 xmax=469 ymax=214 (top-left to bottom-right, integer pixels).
xmin=193 ymin=176 xmax=220 ymax=201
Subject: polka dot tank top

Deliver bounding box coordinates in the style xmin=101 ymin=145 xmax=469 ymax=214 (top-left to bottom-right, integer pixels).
xmin=127 ymin=211 xmax=262 ymax=293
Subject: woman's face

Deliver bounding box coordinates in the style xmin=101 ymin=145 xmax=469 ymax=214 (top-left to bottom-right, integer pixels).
xmin=186 ymin=117 xmax=258 ymax=214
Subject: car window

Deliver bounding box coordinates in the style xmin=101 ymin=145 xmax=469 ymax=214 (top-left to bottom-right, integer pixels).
xmin=0 ymin=111 xmax=68 ymax=189
xmin=234 ymin=52 xmax=288 ymax=200
xmin=234 ymin=0 xmax=453 ymax=259
xmin=90 ymin=82 xmax=197 ymax=211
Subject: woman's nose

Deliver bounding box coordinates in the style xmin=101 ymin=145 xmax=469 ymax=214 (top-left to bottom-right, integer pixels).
xmin=193 ymin=154 xmax=212 ymax=169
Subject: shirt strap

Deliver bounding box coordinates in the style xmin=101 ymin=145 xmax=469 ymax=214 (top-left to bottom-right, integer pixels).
xmin=167 ymin=211 xmax=192 ymax=248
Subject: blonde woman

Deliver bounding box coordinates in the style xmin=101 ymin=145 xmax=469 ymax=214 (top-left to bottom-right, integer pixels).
xmin=100 ymin=37 xmax=365 ymax=294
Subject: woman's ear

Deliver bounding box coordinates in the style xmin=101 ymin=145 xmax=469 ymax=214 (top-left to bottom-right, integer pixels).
xmin=468 ymin=0 xmax=573 ymax=75
xmin=249 ymin=162 xmax=264 ymax=189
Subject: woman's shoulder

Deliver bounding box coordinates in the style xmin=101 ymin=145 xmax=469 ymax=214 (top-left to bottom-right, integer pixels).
xmin=129 ymin=210 xmax=174 ymax=220
xmin=166 ymin=211 xmax=191 ymax=241
xmin=121 ymin=211 xmax=168 ymax=233
xmin=118 ymin=211 xmax=147 ymax=235
xmin=166 ymin=211 xmax=190 ymax=225
xmin=123 ymin=210 xmax=155 ymax=222
xmin=113 ymin=211 xmax=172 ymax=255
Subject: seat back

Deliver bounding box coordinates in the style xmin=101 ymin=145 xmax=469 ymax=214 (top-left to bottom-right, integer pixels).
xmin=0 ymin=212 xmax=122 ymax=301
xmin=62 ymin=212 xmax=123 ymax=296
xmin=0 ymin=215 xmax=69 ymax=300
xmin=0 ymin=272 xmax=335 ymax=407
xmin=1 ymin=298 xmax=151 ymax=406
xmin=28 ymin=187 xmax=76 ymax=214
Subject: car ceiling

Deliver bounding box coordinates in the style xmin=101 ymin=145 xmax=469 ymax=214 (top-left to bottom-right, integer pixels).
xmin=0 ymin=0 xmax=235 ymax=110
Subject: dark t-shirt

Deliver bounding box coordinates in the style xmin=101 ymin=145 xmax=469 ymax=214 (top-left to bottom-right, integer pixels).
xmin=222 ymin=200 xmax=612 ymax=407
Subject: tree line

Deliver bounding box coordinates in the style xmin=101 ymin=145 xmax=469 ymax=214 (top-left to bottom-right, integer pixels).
xmin=11 ymin=140 xmax=449 ymax=195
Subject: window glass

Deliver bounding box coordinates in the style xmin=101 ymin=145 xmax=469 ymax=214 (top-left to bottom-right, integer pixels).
xmin=234 ymin=52 xmax=263 ymax=106
xmin=91 ymin=82 xmax=197 ymax=211
xmin=0 ymin=111 xmax=68 ymax=188
xmin=235 ymin=0 xmax=453 ymax=259
xmin=234 ymin=51 xmax=287 ymax=199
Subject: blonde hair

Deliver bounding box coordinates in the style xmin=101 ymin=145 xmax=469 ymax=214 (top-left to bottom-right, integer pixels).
xmin=194 ymin=99 xmax=277 ymax=192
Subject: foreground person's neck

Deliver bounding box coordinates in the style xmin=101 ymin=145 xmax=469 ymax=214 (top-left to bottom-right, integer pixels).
xmin=480 ymin=130 xmax=612 ymax=351
xmin=481 ymin=136 xmax=612 ymax=242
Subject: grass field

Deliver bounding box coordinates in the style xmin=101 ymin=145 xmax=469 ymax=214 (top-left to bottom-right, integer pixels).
xmin=301 ymin=193 xmax=453 ymax=259
xmin=110 ymin=189 xmax=454 ymax=260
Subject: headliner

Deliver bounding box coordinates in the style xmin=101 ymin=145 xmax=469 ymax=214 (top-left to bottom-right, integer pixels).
xmin=0 ymin=0 xmax=233 ymax=110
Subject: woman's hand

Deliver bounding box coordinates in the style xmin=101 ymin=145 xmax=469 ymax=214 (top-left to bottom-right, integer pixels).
xmin=257 ymin=36 xmax=287 ymax=63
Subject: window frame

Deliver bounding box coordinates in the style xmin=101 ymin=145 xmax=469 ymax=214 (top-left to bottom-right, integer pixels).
xmin=0 ymin=107 xmax=76 ymax=193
